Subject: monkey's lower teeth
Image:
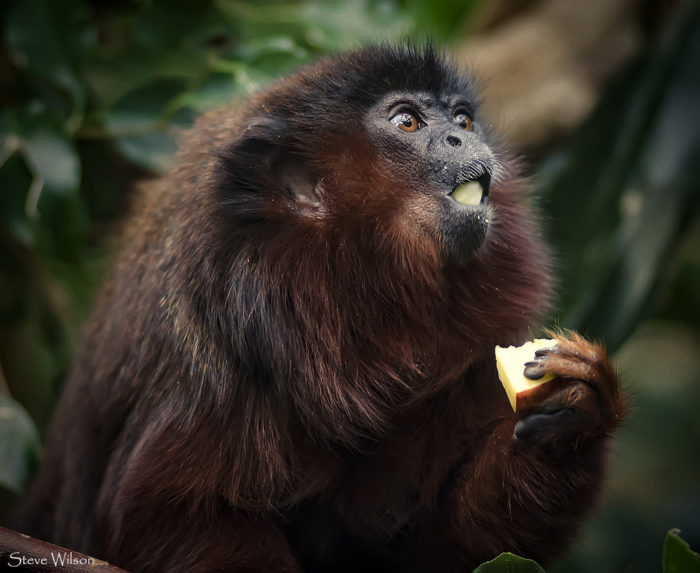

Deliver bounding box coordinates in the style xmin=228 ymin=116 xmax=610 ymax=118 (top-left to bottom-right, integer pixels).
xmin=451 ymin=181 xmax=483 ymax=206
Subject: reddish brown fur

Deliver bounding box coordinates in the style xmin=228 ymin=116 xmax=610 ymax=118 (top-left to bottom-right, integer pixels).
xmin=13 ymin=45 xmax=626 ymax=572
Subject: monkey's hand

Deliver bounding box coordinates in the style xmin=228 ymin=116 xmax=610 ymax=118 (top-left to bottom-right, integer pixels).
xmin=513 ymin=333 xmax=627 ymax=448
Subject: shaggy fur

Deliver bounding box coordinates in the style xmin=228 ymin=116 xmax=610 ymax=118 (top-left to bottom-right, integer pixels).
xmin=13 ymin=44 xmax=626 ymax=573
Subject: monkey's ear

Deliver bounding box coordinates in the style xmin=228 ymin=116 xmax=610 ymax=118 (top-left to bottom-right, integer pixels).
xmin=223 ymin=116 xmax=322 ymax=210
xmin=239 ymin=116 xmax=289 ymax=146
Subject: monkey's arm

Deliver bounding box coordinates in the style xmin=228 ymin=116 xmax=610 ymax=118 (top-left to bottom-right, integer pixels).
xmin=420 ymin=333 xmax=627 ymax=568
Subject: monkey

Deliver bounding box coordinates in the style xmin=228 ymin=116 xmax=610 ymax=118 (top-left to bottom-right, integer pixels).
xmin=11 ymin=44 xmax=627 ymax=573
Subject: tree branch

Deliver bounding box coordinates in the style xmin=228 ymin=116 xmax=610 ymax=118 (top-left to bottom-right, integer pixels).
xmin=0 ymin=526 xmax=129 ymax=572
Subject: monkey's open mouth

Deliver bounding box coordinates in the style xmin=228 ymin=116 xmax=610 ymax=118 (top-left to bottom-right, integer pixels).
xmin=450 ymin=174 xmax=490 ymax=207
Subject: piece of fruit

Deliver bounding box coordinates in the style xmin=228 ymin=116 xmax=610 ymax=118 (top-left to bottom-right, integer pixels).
xmin=495 ymin=339 xmax=561 ymax=412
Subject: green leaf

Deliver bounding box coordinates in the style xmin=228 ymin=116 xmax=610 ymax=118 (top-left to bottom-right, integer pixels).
xmin=4 ymin=0 xmax=93 ymax=125
xmin=231 ymin=36 xmax=310 ymax=78
xmin=663 ymin=530 xmax=700 ymax=573
xmin=0 ymin=394 xmax=40 ymax=493
xmin=472 ymin=552 xmax=546 ymax=573
xmin=0 ymin=103 xmax=82 ymax=259
xmin=405 ymin=0 xmax=482 ymax=40
xmin=84 ymin=1 xmax=228 ymax=108
xmin=113 ymin=132 xmax=179 ymax=173
xmin=219 ymin=0 xmax=411 ymax=53
xmin=1 ymin=104 xmax=86 ymax=261
xmin=299 ymin=0 xmax=411 ymax=50
xmin=0 ymin=112 xmax=35 ymax=246
xmin=22 ymin=116 xmax=82 ymax=198
xmin=104 ymin=78 xmax=194 ymax=171
xmin=4 ymin=104 xmax=81 ymax=200
xmin=175 ymin=74 xmax=241 ymax=113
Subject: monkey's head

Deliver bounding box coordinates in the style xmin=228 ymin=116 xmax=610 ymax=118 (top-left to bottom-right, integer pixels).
xmin=209 ymin=44 xmax=500 ymax=266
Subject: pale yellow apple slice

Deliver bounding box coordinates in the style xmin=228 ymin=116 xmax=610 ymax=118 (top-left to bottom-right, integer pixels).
xmin=495 ymin=339 xmax=561 ymax=412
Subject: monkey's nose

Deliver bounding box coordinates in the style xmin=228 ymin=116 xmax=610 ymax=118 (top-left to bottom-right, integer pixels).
xmin=446 ymin=135 xmax=462 ymax=148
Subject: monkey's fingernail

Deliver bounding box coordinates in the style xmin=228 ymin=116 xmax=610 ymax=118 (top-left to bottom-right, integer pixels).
xmin=524 ymin=366 xmax=546 ymax=380
xmin=535 ymin=345 xmax=558 ymax=357
xmin=523 ymin=361 xmax=542 ymax=368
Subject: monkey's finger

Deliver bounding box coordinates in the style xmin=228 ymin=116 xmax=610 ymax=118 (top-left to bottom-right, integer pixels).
xmin=523 ymin=364 xmax=547 ymax=380
xmin=533 ymin=343 xmax=561 ymax=357
xmin=537 ymin=334 xmax=600 ymax=364
xmin=530 ymin=355 xmax=598 ymax=384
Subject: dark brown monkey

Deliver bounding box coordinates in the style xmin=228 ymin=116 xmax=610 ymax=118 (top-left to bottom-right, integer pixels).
xmin=13 ymin=44 xmax=627 ymax=572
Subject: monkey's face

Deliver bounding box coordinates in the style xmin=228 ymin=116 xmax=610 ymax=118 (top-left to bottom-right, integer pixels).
xmin=364 ymin=91 xmax=496 ymax=264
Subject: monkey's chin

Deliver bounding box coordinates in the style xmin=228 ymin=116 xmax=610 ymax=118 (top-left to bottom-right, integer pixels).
xmin=440 ymin=204 xmax=491 ymax=265
xmin=439 ymin=175 xmax=491 ymax=262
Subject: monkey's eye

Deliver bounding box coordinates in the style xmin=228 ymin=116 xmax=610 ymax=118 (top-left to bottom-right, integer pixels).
xmin=390 ymin=111 xmax=421 ymax=133
xmin=454 ymin=112 xmax=474 ymax=131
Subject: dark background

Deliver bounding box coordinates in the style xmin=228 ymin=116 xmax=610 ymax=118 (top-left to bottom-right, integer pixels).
xmin=1 ymin=0 xmax=698 ymax=570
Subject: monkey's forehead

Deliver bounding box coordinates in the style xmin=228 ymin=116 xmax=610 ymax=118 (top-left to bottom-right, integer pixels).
xmin=287 ymin=43 xmax=478 ymax=109
xmin=372 ymin=90 xmax=476 ymax=114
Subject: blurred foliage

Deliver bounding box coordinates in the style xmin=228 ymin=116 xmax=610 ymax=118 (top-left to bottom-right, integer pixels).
xmin=0 ymin=394 xmax=39 ymax=494
xmin=1 ymin=0 xmax=699 ymax=571
xmin=472 ymin=534 xmax=700 ymax=573
xmin=477 ymin=533 xmax=700 ymax=573
xmin=536 ymin=0 xmax=700 ymax=352
xmin=0 ymin=0 xmax=413 ymax=439
xmin=0 ymin=0 xmax=482 ymax=437
xmin=540 ymin=4 xmax=700 ymax=570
